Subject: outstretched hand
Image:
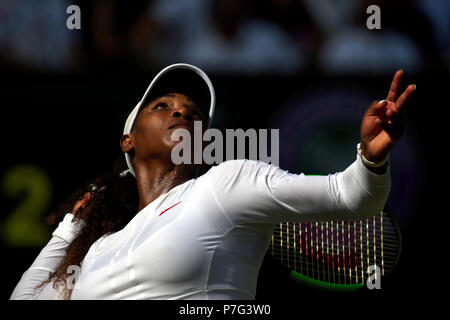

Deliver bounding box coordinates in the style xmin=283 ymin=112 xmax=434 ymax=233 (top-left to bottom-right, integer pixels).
xmin=360 ymin=70 xmax=416 ymax=163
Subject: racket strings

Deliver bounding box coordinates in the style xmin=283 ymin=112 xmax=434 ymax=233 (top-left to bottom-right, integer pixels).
xmin=269 ymin=211 xmax=400 ymax=285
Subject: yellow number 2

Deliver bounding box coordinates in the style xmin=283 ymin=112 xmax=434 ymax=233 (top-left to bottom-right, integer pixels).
xmin=1 ymin=164 xmax=53 ymax=247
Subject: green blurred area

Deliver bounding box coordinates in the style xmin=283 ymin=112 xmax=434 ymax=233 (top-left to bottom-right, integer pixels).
xmin=1 ymin=164 xmax=53 ymax=247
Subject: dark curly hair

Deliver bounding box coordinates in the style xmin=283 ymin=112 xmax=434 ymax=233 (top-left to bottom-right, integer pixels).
xmin=38 ymin=156 xmax=139 ymax=299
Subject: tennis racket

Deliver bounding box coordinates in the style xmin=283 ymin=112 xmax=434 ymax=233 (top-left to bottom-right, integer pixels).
xmin=268 ymin=205 xmax=402 ymax=291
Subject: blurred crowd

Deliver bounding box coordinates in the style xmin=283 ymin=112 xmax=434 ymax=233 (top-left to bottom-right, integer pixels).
xmin=0 ymin=0 xmax=448 ymax=74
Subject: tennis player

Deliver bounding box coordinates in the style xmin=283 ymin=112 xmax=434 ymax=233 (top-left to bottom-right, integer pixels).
xmin=10 ymin=63 xmax=415 ymax=300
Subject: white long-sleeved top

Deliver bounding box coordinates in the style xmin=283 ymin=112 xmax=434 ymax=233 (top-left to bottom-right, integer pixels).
xmin=10 ymin=148 xmax=390 ymax=300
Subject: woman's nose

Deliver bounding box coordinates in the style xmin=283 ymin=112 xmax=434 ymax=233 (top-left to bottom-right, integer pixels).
xmin=172 ymin=105 xmax=193 ymax=121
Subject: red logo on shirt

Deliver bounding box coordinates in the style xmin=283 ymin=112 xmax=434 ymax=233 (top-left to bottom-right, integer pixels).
xmin=159 ymin=201 xmax=182 ymax=216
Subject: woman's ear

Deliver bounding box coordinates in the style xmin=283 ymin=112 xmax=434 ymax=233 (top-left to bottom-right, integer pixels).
xmin=120 ymin=134 xmax=134 ymax=153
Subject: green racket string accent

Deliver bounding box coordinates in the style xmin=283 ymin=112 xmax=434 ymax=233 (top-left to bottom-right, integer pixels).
xmin=289 ymin=270 xmax=364 ymax=292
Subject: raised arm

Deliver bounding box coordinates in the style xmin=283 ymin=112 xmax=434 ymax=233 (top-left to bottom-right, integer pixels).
xmin=207 ymin=153 xmax=390 ymax=225
xmin=207 ymin=70 xmax=414 ymax=225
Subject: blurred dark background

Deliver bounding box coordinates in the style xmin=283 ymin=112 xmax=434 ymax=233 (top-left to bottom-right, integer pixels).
xmin=1 ymin=0 xmax=448 ymax=305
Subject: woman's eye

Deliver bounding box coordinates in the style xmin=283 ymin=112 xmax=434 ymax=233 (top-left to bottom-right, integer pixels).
xmin=153 ymin=103 xmax=168 ymax=110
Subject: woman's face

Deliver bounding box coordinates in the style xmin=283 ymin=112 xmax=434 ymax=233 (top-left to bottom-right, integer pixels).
xmin=123 ymin=92 xmax=206 ymax=164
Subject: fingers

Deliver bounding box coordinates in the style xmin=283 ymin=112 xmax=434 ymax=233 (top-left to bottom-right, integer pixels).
xmin=377 ymin=100 xmax=405 ymax=140
xmin=366 ymin=99 xmax=388 ymax=116
xmin=395 ymin=84 xmax=416 ymax=113
xmin=385 ymin=99 xmax=404 ymax=123
xmin=385 ymin=69 xmax=415 ymax=123
xmin=384 ymin=83 xmax=415 ymax=126
xmin=387 ymin=69 xmax=403 ymax=101
xmin=376 ymin=119 xmax=404 ymax=141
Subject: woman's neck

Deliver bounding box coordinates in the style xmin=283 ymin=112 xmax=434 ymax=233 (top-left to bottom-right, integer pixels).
xmin=134 ymin=159 xmax=198 ymax=211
